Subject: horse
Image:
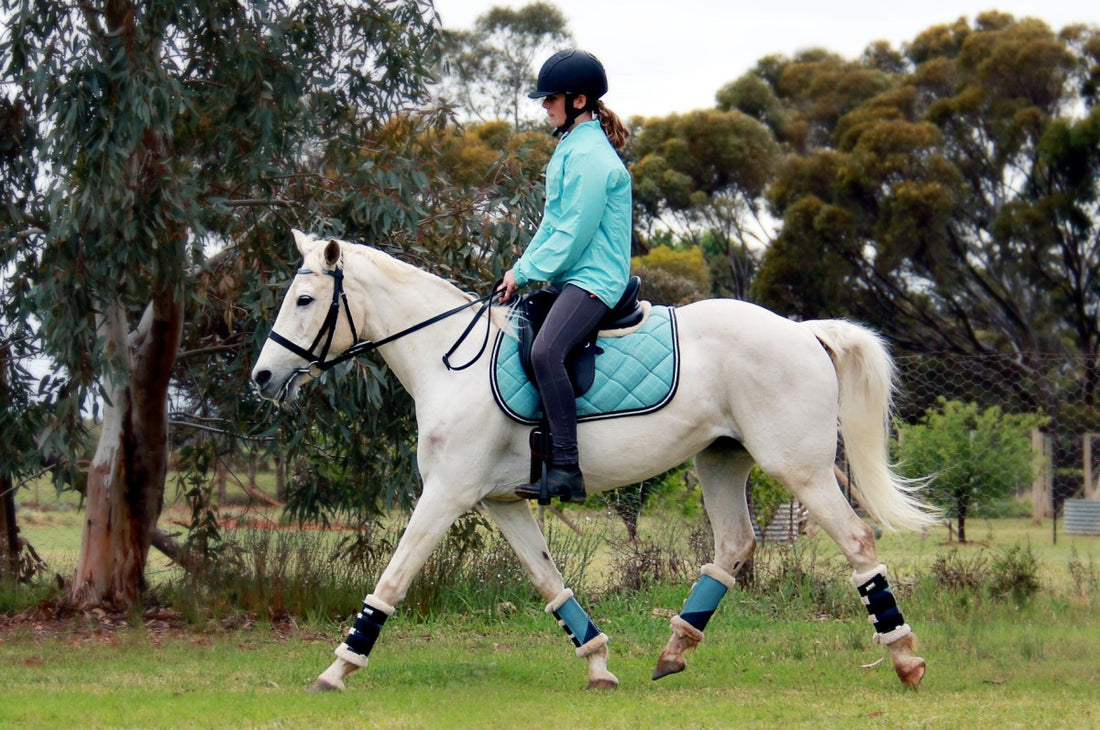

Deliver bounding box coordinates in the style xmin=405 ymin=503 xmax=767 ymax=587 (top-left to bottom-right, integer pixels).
xmin=251 ymin=230 xmax=936 ymax=693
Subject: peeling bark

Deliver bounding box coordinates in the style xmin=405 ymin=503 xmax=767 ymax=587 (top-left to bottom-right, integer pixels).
xmin=71 ymin=287 xmax=183 ymax=610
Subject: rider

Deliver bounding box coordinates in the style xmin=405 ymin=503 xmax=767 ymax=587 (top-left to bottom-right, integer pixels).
xmin=499 ymin=49 xmax=633 ymax=503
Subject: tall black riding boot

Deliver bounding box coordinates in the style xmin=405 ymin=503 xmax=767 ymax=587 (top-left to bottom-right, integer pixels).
xmin=515 ymin=465 xmax=587 ymax=503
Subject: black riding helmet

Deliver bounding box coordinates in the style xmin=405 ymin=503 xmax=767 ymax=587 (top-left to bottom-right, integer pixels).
xmin=529 ymin=50 xmax=608 ymax=135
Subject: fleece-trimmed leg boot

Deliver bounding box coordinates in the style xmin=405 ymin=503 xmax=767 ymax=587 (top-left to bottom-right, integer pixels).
xmin=515 ymin=465 xmax=587 ymax=503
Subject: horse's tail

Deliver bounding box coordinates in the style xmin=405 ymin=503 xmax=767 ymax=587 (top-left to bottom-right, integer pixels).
xmin=803 ymin=320 xmax=939 ymax=532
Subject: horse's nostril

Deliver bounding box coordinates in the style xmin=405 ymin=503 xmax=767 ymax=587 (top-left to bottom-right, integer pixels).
xmin=253 ymin=369 xmax=271 ymax=387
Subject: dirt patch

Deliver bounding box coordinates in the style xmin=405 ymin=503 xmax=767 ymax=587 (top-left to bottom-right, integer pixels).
xmin=0 ymin=600 xmax=327 ymax=646
xmin=0 ymin=601 xmax=183 ymax=643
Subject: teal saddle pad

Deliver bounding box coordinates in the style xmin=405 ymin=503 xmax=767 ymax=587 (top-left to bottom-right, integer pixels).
xmin=490 ymin=305 xmax=680 ymax=425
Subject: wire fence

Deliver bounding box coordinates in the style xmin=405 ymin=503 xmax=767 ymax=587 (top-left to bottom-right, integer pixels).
xmin=893 ymin=353 xmax=1100 ymax=517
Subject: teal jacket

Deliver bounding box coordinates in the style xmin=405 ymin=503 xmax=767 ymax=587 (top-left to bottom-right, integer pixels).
xmin=513 ymin=120 xmax=632 ymax=307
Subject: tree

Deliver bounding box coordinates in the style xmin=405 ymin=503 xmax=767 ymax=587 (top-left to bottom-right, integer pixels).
xmin=631 ymin=109 xmax=780 ymax=298
xmin=0 ymin=335 xmax=49 ymax=584
xmin=895 ymin=398 xmax=1046 ymax=542
xmin=436 ymin=2 xmax=572 ymax=127
xmin=149 ymin=94 xmax=555 ymax=564
xmin=752 ymin=14 xmax=1100 ymax=378
xmin=1 ymin=0 xmax=441 ymax=610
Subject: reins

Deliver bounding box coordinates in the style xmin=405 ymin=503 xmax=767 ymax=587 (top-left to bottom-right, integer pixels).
xmin=267 ymin=264 xmax=500 ymax=380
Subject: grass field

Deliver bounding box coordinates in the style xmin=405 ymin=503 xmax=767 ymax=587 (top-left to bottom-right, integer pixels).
xmin=1 ymin=587 xmax=1097 ymax=729
xmin=3 ymin=488 xmax=1099 ymax=729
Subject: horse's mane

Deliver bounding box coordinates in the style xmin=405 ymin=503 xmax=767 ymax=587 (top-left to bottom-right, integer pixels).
xmin=341 ymin=240 xmax=513 ymax=332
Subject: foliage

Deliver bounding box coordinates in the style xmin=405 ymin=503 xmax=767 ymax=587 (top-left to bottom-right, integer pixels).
xmin=630 ymin=109 xmax=780 ymax=298
xmin=435 ymin=2 xmax=572 ymax=127
xmin=0 ymin=0 xmax=482 ymax=605
xmin=894 ymin=398 xmax=1047 ymax=541
xmin=593 ymin=461 xmax=699 ymax=542
xmin=749 ymin=13 xmax=1100 ymax=380
xmin=628 ymin=265 xmax=707 ymax=306
xmin=747 ymin=465 xmax=793 ymax=529
xmin=746 ymin=538 xmax=853 ymax=619
xmin=1067 ymin=547 xmax=1098 ymax=597
xmin=6 ymin=2 xmax=1100 ymax=607
xmin=156 ymin=511 xmax=603 ymax=624
xmin=923 ymin=542 xmax=1042 ymax=606
xmin=0 ymin=0 xmax=565 ymax=594
xmin=988 ymin=543 xmax=1042 ymax=604
xmin=629 ymin=244 xmax=712 ymax=305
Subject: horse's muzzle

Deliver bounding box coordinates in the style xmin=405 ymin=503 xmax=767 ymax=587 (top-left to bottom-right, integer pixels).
xmin=251 ymin=366 xmax=303 ymax=404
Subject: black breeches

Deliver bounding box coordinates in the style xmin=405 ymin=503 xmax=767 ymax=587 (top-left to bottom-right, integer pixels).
xmin=530 ymin=284 xmax=610 ymax=465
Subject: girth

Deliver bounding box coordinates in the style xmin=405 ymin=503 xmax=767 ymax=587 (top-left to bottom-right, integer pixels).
xmin=514 ymin=276 xmax=644 ymax=397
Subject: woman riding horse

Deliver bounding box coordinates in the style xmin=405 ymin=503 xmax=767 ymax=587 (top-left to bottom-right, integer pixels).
xmin=499 ymin=49 xmax=633 ymax=504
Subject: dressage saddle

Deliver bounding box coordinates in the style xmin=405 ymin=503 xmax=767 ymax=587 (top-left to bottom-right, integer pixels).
xmin=514 ymin=276 xmax=644 ymax=398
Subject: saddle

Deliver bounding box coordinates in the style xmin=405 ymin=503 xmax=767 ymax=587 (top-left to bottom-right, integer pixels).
xmin=514 ymin=276 xmax=645 ymax=397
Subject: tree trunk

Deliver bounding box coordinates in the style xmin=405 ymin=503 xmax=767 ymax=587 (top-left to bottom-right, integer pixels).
xmin=274 ymin=449 xmax=286 ymax=502
xmin=216 ymin=459 xmax=227 ymax=503
xmin=956 ymin=491 xmax=968 ymax=543
xmin=1 ymin=475 xmax=20 ymax=582
xmin=71 ymin=290 xmax=183 ymax=610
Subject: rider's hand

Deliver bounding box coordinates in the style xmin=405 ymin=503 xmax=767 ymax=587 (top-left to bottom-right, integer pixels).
xmin=498 ymin=269 xmax=519 ymax=303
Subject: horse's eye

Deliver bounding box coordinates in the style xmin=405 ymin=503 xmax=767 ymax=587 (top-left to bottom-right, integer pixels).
xmin=296 ymin=295 xmax=314 ymax=307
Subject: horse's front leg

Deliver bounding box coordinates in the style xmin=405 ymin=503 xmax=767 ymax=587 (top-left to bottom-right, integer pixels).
xmin=481 ymin=498 xmax=618 ymax=690
xmin=310 ymin=492 xmax=469 ymax=692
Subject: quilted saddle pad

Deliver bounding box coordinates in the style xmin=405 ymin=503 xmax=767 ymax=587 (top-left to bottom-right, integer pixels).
xmin=490 ymin=305 xmax=680 ymax=424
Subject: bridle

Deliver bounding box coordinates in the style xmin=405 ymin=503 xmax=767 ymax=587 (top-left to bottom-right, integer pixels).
xmin=266 ymin=263 xmax=498 ymax=396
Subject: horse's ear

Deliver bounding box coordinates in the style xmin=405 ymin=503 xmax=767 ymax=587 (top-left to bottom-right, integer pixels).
xmin=290 ymin=229 xmax=315 ymax=257
xmin=324 ymin=239 xmax=341 ymax=268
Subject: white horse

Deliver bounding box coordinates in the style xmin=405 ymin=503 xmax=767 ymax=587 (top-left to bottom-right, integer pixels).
xmin=251 ymin=230 xmax=935 ymax=693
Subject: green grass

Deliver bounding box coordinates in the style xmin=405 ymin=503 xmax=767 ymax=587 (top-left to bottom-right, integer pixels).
xmin=2 ymin=593 xmax=1098 ymax=729
xmin=6 ymin=485 xmax=1100 ymax=728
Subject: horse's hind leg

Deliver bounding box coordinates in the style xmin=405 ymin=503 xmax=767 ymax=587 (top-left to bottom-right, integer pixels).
xmin=481 ymin=499 xmax=618 ymax=690
xmin=655 ymin=440 xmax=756 ymax=680
xmin=782 ymin=465 xmax=926 ymax=688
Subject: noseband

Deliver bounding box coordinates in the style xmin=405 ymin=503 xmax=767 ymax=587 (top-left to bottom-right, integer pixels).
xmin=267 ymin=266 xmax=356 ymax=378
xmin=266 ymin=264 xmax=497 ymax=384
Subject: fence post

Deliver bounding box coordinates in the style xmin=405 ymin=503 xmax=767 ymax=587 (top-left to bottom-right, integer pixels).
xmin=1086 ymin=433 xmax=1100 ymax=501
xmin=1032 ymin=429 xmax=1053 ymax=518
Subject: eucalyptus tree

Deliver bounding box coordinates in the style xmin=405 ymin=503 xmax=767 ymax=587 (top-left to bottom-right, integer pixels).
xmin=436 ymin=2 xmax=572 ymax=127
xmin=746 ymin=13 xmax=1100 ymax=378
xmin=0 ymin=0 xmax=443 ymax=610
xmin=630 ymin=110 xmax=780 ymax=299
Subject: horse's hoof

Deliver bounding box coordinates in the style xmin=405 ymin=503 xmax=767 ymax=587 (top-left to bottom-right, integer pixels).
xmin=306 ymin=677 xmax=345 ymax=693
xmin=895 ymin=656 xmax=926 ymax=688
xmin=586 ymin=676 xmax=619 ymax=690
xmin=652 ymin=656 xmax=686 ymax=680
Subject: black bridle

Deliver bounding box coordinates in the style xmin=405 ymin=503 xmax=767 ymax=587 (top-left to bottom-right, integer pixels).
xmin=266 ymin=263 xmax=499 ymax=384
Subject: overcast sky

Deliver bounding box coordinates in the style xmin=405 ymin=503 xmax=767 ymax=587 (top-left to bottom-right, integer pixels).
xmin=432 ymin=0 xmax=1094 ymax=119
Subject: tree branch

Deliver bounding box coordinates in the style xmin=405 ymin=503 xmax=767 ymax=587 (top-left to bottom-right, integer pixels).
xmin=168 ymin=417 xmax=273 ymax=442
xmin=221 ymin=198 xmax=295 ymax=208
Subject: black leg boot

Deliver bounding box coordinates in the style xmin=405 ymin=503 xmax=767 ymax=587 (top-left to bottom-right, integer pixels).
xmin=515 ymin=465 xmax=587 ymax=503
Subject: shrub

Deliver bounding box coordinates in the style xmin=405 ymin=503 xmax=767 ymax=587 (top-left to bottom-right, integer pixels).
xmin=1067 ymin=548 xmax=1098 ymax=597
xmin=919 ymin=541 xmax=1042 ymax=610
xmin=631 ymin=245 xmax=711 ymax=305
xmin=895 ymin=398 xmax=1047 ymax=542
xmin=988 ymin=543 xmax=1042 ymax=604
xmin=745 ymin=538 xmax=854 ymax=620
xmin=632 ymin=245 xmax=711 ymax=292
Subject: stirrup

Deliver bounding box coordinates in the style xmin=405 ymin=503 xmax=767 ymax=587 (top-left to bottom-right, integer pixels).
xmin=515 ymin=466 xmax=586 ymax=503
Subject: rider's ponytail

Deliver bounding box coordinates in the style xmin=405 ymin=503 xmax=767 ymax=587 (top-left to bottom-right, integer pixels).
xmin=596 ymin=101 xmax=630 ymax=151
